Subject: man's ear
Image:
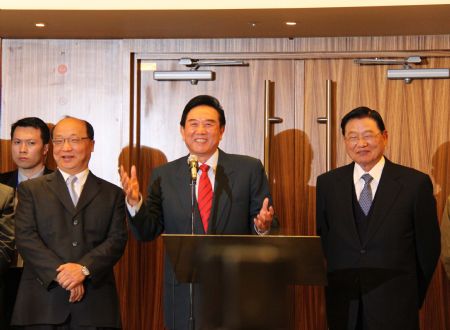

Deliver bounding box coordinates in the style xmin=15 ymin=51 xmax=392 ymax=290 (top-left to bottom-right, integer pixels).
xmin=180 ymin=125 xmax=186 ymax=141
xmin=43 ymin=143 xmax=49 ymax=156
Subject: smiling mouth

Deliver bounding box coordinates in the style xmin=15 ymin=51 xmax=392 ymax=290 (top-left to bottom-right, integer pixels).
xmin=194 ymin=138 xmax=207 ymax=143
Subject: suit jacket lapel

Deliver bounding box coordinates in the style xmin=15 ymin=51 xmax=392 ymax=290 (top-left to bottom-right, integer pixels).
xmin=75 ymin=172 xmax=102 ymax=215
xmin=46 ymin=171 xmax=77 ymax=215
xmin=365 ymin=160 xmax=402 ymax=244
xmin=9 ymin=170 xmax=19 ymax=189
xmin=337 ymin=163 xmax=362 ymax=244
xmin=209 ymin=150 xmax=235 ymax=234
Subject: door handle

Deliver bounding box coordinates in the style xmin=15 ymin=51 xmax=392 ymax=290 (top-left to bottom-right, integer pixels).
xmin=264 ymin=80 xmax=283 ymax=178
xmin=316 ymin=80 xmax=332 ymax=172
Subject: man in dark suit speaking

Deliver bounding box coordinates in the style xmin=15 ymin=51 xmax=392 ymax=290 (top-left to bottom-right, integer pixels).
xmin=11 ymin=117 xmax=127 ymax=329
xmin=316 ymin=107 xmax=440 ymax=330
xmin=120 ymin=95 xmax=276 ymax=329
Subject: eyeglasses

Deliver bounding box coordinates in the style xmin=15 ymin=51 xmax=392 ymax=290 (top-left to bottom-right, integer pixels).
xmin=52 ymin=137 xmax=90 ymax=146
xmin=345 ymin=132 xmax=382 ymax=145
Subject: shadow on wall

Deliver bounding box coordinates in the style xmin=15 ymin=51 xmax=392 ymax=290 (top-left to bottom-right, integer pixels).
xmin=270 ymin=128 xmax=314 ymax=235
xmin=114 ymin=144 xmax=168 ymax=330
xmin=431 ymin=140 xmax=450 ymax=215
xmin=117 ymin=145 xmax=168 ymax=199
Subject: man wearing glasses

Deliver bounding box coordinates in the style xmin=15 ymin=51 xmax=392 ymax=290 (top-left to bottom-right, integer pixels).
xmin=11 ymin=117 xmax=127 ymax=329
xmin=316 ymin=107 xmax=440 ymax=330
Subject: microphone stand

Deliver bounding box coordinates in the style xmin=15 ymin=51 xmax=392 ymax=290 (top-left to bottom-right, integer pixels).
xmin=189 ymin=175 xmax=196 ymax=330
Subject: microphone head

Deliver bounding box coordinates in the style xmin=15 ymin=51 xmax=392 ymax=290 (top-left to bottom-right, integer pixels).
xmin=187 ymin=155 xmax=198 ymax=182
xmin=187 ymin=154 xmax=198 ymax=165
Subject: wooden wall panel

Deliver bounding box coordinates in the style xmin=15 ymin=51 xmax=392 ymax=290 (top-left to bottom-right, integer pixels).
xmin=125 ymin=34 xmax=450 ymax=54
xmin=130 ymin=57 xmax=297 ymax=329
xmin=2 ymin=36 xmax=450 ymax=330
xmin=0 ymin=40 xmax=125 ymax=183
xmin=305 ymin=56 xmax=450 ymax=330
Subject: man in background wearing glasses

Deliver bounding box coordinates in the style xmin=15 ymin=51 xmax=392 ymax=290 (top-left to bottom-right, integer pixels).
xmin=316 ymin=107 xmax=440 ymax=330
xmin=11 ymin=116 xmax=127 ymax=329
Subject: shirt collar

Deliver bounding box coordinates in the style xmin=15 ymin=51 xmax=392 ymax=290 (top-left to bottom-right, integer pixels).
xmin=18 ymin=166 xmax=45 ymax=184
xmin=353 ymin=156 xmax=385 ymax=184
xmin=58 ymin=168 xmax=90 ymax=186
xmin=196 ymin=149 xmax=219 ymax=173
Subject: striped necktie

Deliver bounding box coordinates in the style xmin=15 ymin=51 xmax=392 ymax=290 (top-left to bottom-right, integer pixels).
xmin=198 ymin=164 xmax=213 ymax=232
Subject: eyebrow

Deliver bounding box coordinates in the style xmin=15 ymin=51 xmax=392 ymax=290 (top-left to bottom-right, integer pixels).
xmin=187 ymin=118 xmax=217 ymax=122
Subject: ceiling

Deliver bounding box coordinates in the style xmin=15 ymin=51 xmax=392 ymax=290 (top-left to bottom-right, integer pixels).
xmin=1 ymin=5 xmax=450 ymax=39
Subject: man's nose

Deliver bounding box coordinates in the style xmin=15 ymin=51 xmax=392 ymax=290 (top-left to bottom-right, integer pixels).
xmin=62 ymin=139 xmax=73 ymax=150
xmin=19 ymin=142 xmax=28 ymax=152
xmin=196 ymin=124 xmax=207 ymax=133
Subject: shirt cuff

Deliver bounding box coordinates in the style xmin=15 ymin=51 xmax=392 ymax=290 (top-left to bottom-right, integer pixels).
xmin=126 ymin=194 xmax=143 ymax=217
xmin=254 ymin=224 xmax=270 ymax=236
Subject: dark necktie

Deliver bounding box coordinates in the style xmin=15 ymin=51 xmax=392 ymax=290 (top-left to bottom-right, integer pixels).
xmin=359 ymin=173 xmax=373 ymax=215
xmin=198 ymin=164 xmax=213 ymax=232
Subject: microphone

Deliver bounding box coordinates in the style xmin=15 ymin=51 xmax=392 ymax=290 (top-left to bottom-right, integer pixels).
xmin=187 ymin=155 xmax=198 ymax=183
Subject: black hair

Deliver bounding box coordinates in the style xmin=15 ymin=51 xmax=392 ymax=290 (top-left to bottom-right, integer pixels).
xmin=340 ymin=106 xmax=386 ymax=136
xmin=11 ymin=117 xmax=51 ymax=144
xmin=179 ymin=95 xmax=226 ymax=127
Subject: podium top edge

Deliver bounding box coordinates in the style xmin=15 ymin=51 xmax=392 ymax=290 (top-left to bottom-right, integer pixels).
xmin=161 ymin=234 xmax=320 ymax=239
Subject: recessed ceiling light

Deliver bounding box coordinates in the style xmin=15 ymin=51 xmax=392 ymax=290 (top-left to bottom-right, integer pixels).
xmin=35 ymin=23 xmax=46 ymax=28
xmin=249 ymin=22 xmax=257 ymax=27
xmin=285 ymin=22 xmax=297 ymax=26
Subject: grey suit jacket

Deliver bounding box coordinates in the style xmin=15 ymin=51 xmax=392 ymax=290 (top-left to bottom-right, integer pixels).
xmin=0 ymin=183 xmax=15 ymax=274
xmin=316 ymin=159 xmax=440 ymax=330
xmin=129 ymin=149 xmax=274 ymax=329
xmin=11 ymin=170 xmax=127 ymax=327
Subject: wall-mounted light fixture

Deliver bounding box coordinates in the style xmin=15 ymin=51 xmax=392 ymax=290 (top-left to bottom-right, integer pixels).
xmin=153 ymin=58 xmax=247 ymax=85
xmin=387 ymin=68 xmax=450 ymax=84
xmin=153 ymin=70 xmax=215 ymax=84
xmin=354 ymin=55 xmax=450 ymax=84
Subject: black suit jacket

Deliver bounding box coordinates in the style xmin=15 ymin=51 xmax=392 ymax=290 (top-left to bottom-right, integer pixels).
xmin=0 ymin=167 xmax=53 ymax=189
xmin=0 ymin=184 xmax=15 ymax=329
xmin=11 ymin=171 xmax=127 ymax=327
xmin=0 ymin=184 xmax=15 ymax=274
xmin=316 ymin=159 xmax=440 ymax=330
xmin=129 ymin=149 xmax=274 ymax=329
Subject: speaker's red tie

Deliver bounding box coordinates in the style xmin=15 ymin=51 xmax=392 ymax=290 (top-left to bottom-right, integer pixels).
xmin=198 ymin=164 xmax=213 ymax=232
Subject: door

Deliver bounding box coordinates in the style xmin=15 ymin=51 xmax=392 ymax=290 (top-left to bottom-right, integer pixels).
xmin=116 ymin=56 xmax=328 ymax=329
xmin=305 ymin=56 xmax=450 ymax=330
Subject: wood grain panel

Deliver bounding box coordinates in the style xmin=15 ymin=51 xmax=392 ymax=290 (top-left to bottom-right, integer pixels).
xmin=128 ymin=56 xmax=299 ymax=329
xmin=305 ymin=56 xmax=450 ymax=330
xmin=117 ymin=146 xmax=167 ymax=330
xmin=0 ymin=40 xmax=125 ymax=183
xmin=126 ymin=34 xmax=450 ymax=55
xmin=2 ymin=36 xmax=450 ymax=330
